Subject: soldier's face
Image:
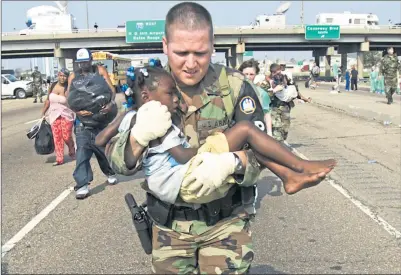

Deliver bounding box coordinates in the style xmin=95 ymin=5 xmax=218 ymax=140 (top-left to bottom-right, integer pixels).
xmin=242 ymin=67 xmax=257 ymax=82
xmin=163 ymin=26 xmax=213 ymax=87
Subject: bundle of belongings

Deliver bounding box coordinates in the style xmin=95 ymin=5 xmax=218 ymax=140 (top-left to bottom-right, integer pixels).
xmin=67 ymin=72 xmax=117 ymax=128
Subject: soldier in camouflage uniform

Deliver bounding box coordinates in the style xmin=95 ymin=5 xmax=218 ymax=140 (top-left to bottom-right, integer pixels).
xmin=106 ymin=2 xmax=267 ymax=274
xmin=31 ymin=66 xmax=43 ymax=103
xmin=265 ymin=64 xmax=293 ymax=142
xmin=379 ymin=47 xmax=401 ymax=104
xmin=261 ymin=64 xmax=311 ymax=142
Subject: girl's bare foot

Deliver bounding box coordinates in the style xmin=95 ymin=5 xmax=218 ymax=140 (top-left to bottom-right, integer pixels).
xmin=283 ymin=167 xmax=333 ymax=194
xmin=299 ymin=159 xmax=337 ymax=174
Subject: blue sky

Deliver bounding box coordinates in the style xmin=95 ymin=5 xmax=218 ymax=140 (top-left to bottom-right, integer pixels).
xmin=2 ymin=1 xmax=401 ymax=70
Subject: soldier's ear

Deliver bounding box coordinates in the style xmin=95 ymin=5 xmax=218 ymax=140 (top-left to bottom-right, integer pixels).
xmin=162 ymin=36 xmax=168 ymax=55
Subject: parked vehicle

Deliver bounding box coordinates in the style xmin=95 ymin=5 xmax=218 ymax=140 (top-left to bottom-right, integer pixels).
xmin=1 ymin=74 xmax=32 ymax=99
xmin=316 ymin=12 xmax=380 ymax=29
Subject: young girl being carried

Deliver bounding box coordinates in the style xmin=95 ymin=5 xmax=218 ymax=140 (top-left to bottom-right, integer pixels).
xmin=96 ymin=66 xmax=336 ymax=204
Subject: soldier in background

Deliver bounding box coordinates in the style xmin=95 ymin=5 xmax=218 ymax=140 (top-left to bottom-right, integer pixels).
xmin=379 ymin=47 xmax=401 ymax=104
xmin=31 ymin=66 xmax=43 ymax=103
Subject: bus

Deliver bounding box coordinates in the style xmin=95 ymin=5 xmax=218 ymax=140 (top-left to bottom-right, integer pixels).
xmin=91 ymin=51 xmax=132 ymax=90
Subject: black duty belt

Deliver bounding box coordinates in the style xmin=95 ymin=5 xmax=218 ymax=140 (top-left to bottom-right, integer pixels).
xmin=146 ymin=185 xmax=247 ymax=227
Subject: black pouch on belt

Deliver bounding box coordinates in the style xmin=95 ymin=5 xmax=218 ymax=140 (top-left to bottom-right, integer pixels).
xmin=201 ymin=199 xmax=222 ymax=226
xmin=146 ymin=192 xmax=173 ymax=227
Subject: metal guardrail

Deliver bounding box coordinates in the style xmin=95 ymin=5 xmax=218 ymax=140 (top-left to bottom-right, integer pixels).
xmin=1 ymin=28 xmax=125 ymax=36
xmin=2 ymin=25 xmax=400 ymax=37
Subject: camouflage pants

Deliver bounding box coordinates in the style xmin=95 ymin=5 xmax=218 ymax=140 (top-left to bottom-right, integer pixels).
xmin=32 ymin=84 xmax=42 ymax=100
xmin=151 ymin=215 xmax=254 ymax=274
xmin=270 ymin=105 xmax=291 ymax=142
xmin=384 ymin=78 xmax=398 ymax=102
xmin=385 ymin=86 xmax=397 ymax=102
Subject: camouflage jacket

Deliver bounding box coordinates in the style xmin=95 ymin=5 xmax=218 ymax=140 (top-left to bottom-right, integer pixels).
xmin=31 ymin=70 xmax=42 ymax=85
xmin=379 ymin=54 xmax=401 ymax=85
xmin=108 ymin=63 xmax=266 ymax=205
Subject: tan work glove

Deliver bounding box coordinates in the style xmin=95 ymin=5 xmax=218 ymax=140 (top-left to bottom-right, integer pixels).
xmin=130 ymin=100 xmax=172 ymax=147
xmin=181 ymin=152 xmax=236 ymax=198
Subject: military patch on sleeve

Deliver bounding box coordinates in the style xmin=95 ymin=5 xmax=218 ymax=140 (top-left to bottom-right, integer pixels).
xmin=239 ymin=96 xmax=256 ymax=114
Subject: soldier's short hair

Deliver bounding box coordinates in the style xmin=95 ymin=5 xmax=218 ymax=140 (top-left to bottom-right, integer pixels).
xmin=165 ymin=2 xmax=213 ymax=41
xmin=238 ymin=59 xmax=260 ymax=74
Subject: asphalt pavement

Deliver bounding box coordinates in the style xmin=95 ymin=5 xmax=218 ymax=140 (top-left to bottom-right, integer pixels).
xmin=1 ymin=89 xmax=400 ymax=274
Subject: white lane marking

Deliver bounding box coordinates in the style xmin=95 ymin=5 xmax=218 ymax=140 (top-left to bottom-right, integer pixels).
xmin=24 ymin=119 xmax=41 ymax=125
xmin=1 ymin=187 xmax=74 ymax=258
xmin=284 ymin=141 xmax=401 ymax=239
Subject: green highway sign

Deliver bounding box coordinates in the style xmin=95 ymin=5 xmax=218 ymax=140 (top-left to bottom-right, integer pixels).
xmin=126 ymin=20 xmax=165 ymax=43
xmin=305 ymin=25 xmax=340 ymax=40
xmin=243 ymin=51 xmax=254 ymax=57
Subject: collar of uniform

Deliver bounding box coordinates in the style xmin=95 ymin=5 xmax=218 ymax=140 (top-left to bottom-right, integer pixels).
xmin=166 ymin=63 xmax=222 ymax=117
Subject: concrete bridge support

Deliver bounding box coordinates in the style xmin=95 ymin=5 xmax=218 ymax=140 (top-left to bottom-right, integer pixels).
xmin=226 ymin=43 xmax=245 ymax=69
xmin=324 ymin=56 xmax=331 ymax=77
xmin=341 ymin=53 xmax=347 ymax=74
xmin=338 ymin=42 xmax=370 ymax=74
xmin=54 ymin=46 xmax=76 ymax=72
xmin=313 ymin=47 xmax=335 ymax=76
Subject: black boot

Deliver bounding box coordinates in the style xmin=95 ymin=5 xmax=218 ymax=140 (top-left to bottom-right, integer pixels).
xmin=33 ymin=99 xmax=37 ymax=103
xmin=40 ymin=98 xmax=43 ymax=103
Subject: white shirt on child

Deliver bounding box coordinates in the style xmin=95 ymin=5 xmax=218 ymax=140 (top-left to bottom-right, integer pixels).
xmin=142 ymin=124 xmax=191 ymax=204
xmin=116 ymin=111 xmax=190 ymax=204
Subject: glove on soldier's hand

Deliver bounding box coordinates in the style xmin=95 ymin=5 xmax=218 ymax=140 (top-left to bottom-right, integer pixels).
xmin=181 ymin=152 xmax=236 ymax=198
xmin=130 ymin=100 xmax=172 ymax=147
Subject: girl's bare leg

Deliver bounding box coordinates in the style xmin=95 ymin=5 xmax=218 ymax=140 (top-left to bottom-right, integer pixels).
xmin=224 ymin=121 xmax=336 ymax=173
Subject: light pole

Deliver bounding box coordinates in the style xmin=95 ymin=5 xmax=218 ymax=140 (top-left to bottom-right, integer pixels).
xmin=85 ymin=1 xmax=89 ymax=30
xmin=301 ymin=1 xmax=304 ymax=26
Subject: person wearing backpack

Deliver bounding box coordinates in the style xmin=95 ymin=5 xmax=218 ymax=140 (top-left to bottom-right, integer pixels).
xmin=66 ymin=48 xmax=118 ymax=199
xmin=40 ymin=68 xmax=75 ymax=166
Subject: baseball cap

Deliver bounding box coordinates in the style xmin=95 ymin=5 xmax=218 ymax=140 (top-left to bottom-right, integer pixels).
xmin=76 ymin=48 xmax=92 ymax=62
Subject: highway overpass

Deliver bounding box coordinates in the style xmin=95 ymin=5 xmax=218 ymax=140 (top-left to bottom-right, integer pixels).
xmin=2 ymin=26 xmax=400 ymax=70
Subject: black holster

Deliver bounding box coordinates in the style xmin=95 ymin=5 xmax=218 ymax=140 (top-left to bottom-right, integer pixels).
xmin=125 ymin=193 xmax=153 ymax=255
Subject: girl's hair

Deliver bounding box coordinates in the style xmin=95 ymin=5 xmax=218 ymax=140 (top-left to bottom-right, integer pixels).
xmin=126 ymin=66 xmax=173 ymax=105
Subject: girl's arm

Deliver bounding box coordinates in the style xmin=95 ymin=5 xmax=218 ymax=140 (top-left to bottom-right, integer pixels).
xmin=168 ymin=145 xmax=198 ymax=164
xmin=160 ymin=127 xmax=198 ymax=164
xmin=95 ymin=112 xmax=127 ymax=147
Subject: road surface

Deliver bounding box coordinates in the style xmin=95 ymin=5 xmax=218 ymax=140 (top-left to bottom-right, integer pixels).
xmin=1 ymin=88 xmax=400 ymax=274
